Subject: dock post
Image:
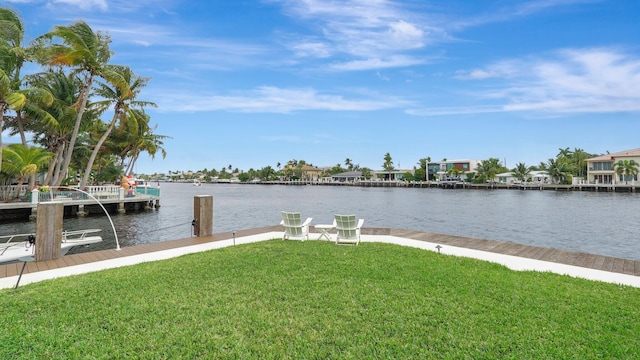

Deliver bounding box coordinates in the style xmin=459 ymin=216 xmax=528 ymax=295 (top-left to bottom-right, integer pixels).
xmin=77 ymin=204 xmax=87 ymax=217
xmin=118 ymin=187 xmax=126 ymax=213
xmin=35 ymin=201 xmax=64 ymax=262
xmin=29 ymin=188 xmax=39 ymax=220
xmin=193 ymin=195 xmax=213 ymax=237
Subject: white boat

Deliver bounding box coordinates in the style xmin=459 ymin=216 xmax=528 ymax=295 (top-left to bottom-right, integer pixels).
xmin=0 ymin=229 xmax=103 ymax=264
xmin=193 ymin=179 xmax=202 ymax=186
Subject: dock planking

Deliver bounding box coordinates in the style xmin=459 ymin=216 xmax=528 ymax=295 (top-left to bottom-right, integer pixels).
xmin=1 ymin=226 xmax=639 ymax=281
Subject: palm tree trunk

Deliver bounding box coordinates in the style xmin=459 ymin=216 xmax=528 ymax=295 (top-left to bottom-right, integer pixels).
xmin=12 ymin=177 xmax=25 ymax=199
xmin=0 ymin=107 xmax=5 ymax=173
xmin=79 ymin=112 xmax=118 ymax=189
xmin=51 ymin=142 xmax=66 ymax=185
xmin=54 ymin=75 xmax=93 ymax=186
xmin=126 ymin=150 xmax=140 ymax=175
xmin=16 ymin=112 xmax=27 ymax=146
xmin=44 ymin=156 xmax=56 ymax=185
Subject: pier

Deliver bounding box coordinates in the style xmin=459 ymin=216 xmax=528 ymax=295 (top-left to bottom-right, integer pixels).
xmin=0 ymin=185 xmax=161 ymax=221
xmin=231 ymin=179 xmax=640 ymax=192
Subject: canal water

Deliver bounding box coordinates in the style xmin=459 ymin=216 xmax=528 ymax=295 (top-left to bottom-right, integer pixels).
xmin=1 ymin=182 xmax=640 ymax=260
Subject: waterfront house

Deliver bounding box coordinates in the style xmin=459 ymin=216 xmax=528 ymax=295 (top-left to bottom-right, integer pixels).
xmin=436 ymin=159 xmax=481 ymax=181
xmin=371 ymin=169 xmax=414 ymax=181
xmin=496 ymin=171 xmax=550 ymax=185
xmin=586 ymin=148 xmax=640 ymax=184
xmin=301 ymin=165 xmax=322 ymax=181
xmin=331 ymin=171 xmax=363 ymax=182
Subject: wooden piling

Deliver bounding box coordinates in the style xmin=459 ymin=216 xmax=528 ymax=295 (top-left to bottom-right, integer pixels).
xmin=193 ymin=195 xmax=213 ymax=237
xmin=35 ymin=201 xmax=63 ymax=262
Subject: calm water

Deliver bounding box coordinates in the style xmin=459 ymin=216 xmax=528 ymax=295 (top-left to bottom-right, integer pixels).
xmin=2 ymin=182 xmax=640 ymax=260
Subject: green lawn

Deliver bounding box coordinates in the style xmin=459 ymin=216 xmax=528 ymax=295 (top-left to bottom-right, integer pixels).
xmin=2 ymin=240 xmax=639 ymax=359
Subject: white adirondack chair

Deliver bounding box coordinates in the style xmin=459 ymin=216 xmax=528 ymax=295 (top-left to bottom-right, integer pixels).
xmin=280 ymin=211 xmax=312 ymax=241
xmin=334 ymin=214 xmax=364 ymax=245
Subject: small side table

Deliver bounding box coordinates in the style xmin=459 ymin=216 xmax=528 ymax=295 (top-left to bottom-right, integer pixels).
xmin=315 ymin=224 xmax=334 ymax=241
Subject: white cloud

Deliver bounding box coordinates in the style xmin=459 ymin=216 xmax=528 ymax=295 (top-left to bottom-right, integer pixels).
xmin=414 ymin=48 xmax=640 ymax=116
xmin=50 ymin=0 xmax=108 ymax=11
xmin=272 ymin=0 xmax=439 ymax=69
xmin=329 ymin=55 xmax=425 ymax=71
xmin=154 ymin=86 xmax=408 ymax=113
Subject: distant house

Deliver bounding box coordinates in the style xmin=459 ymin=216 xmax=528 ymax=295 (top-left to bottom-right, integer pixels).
xmin=496 ymin=171 xmax=550 ymax=184
xmin=586 ymin=148 xmax=640 ymax=184
xmin=301 ymin=165 xmax=322 ymax=181
xmin=436 ymin=159 xmax=481 ymax=181
xmin=331 ymin=171 xmax=362 ymax=182
xmin=283 ymin=164 xmax=322 ymax=181
xmin=371 ymin=169 xmax=414 ymax=181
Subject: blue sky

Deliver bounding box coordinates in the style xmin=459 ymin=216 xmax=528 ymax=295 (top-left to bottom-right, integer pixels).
xmin=3 ymin=0 xmax=640 ymax=174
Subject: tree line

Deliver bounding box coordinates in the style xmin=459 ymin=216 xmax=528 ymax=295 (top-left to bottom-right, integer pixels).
xmin=156 ymin=147 xmax=630 ymax=184
xmin=0 ymin=8 xmax=167 ymax=199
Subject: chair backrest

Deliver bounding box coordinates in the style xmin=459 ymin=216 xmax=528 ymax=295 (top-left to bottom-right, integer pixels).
xmin=282 ymin=211 xmax=304 ymax=236
xmin=334 ymin=214 xmax=358 ymax=239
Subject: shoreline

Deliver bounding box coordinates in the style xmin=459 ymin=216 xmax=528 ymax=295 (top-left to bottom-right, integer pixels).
xmin=2 ymin=226 xmax=639 ymax=290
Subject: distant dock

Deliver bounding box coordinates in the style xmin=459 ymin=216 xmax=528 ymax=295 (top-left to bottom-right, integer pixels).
xmin=233 ymin=180 xmax=640 ymax=192
xmin=0 ymin=185 xmax=160 ymax=221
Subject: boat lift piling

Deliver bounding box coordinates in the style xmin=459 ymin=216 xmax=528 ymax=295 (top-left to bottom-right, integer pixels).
xmin=193 ymin=195 xmax=213 ymax=237
xmin=35 ymin=201 xmax=64 ymax=262
xmin=15 ymin=202 xmax=63 ymax=288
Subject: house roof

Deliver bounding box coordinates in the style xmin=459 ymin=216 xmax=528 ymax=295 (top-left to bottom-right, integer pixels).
xmin=586 ymin=148 xmax=640 ymax=162
xmin=301 ymin=165 xmax=321 ymax=171
xmin=331 ymin=171 xmax=362 ymax=178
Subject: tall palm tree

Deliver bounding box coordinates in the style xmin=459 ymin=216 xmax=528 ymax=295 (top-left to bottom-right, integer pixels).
xmin=614 ymin=160 xmax=639 ymax=184
xmin=572 ymin=148 xmax=590 ymax=178
xmin=79 ymin=66 xmax=155 ymax=188
xmin=126 ymin=125 xmax=168 ymax=175
xmin=344 ymin=158 xmax=353 ymax=171
xmin=27 ymin=70 xmax=81 ymax=185
xmin=36 ymin=21 xmax=125 ymax=186
xmin=383 ymin=152 xmax=394 ymax=172
xmin=1 ymin=144 xmax=52 ymax=198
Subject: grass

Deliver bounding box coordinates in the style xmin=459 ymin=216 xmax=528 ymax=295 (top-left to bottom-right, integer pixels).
xmin=2 ymin=240 xmax=640 ymax=359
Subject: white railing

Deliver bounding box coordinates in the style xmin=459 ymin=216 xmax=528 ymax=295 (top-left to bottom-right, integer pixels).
xmin=29 ymin=185 xmax=160 ymax=205
xmin=0 ymin=185 xmax=30 ymax=200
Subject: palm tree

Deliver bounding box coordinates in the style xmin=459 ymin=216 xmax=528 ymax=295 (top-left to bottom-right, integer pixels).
xmin=614 ymin=160 xmax=639 ymax=184
xmin=26 ymin=70 xmax=81 ymax=185
xmin=546 ymin=158 xmax=569 ymax=184
xmin=344 ymin=158 xmax=353 ymax=171
xmin=37 ymin=21 xmax=124 ymax=186
xmin=475 ymin=158 xmax=501 ymax=184
xmin=383 ymin=152 xmax=394 ymax=172
xmin=572 ymin=148 xmax=590 ymax=178
xmin=0 ymin=67 xmax=26 ymax=172
xmin=79 ymin=66 xmax=155 ymax=188
xmin=512 ymin=162 xmax=531 ymax=184
xmin=1 ymin=144 xmax=52 ymax=198
xmin=122 ymin=122 xmax=169 ymax=175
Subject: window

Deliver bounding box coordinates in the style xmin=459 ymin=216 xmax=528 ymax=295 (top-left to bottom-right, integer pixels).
xmin=592 ymin=161 xmax=613 ymax=171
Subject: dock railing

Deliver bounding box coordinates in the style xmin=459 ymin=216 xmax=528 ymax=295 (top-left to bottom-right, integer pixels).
xmin=29 ymin=185 xmax=160 ymax=205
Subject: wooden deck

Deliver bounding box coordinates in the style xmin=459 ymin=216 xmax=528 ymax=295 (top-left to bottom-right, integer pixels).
xmin=2 ymin=226 xmax=639 ymax=280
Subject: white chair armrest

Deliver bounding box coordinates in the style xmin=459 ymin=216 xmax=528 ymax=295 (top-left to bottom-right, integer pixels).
xmin=356 ymin=219 xmax=364 ymax=229
xmin=302 ymin=217 xmax=313 ymax=227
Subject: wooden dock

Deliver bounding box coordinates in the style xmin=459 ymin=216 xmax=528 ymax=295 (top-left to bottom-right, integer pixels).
xmin=2 ymin=226 xmax=639 ymax=284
